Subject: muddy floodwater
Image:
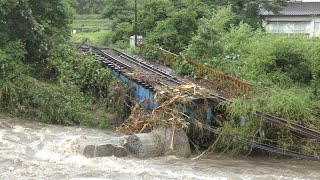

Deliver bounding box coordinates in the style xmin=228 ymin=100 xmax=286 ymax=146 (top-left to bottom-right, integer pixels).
xmin=0 ymin=118 xmax=319 ymax=180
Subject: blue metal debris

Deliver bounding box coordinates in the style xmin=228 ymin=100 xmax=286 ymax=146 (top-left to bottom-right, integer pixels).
xmin=114 ymin=71 xmax=156 ymax=110
xmin=113 ymin=71 xmax=213 ymax=123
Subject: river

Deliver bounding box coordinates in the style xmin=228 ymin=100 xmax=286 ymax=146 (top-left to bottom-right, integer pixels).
xmin=0 ymin=118 xmax=319 ymax=180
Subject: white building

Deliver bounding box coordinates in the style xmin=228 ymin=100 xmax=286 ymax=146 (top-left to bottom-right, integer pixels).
xmin=260 ymin=0 xmax=320 ymax=37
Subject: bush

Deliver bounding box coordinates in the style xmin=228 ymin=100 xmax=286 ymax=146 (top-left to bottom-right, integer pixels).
xmin=243 ymin=35 xmax=313 ymax=85
xmin=105 ymin=22 xmax=134 ymax=45
xmin=173 ymin=58 xmax=196 ymax=77
xmin=185 ymin=5 xmax=238 ymax=60
xmin=139 ymin=44 xmax=160 ymax=62
xmin=0 ymin=41 xmax=27 ymax=79
xmin=0 ymin=42 xmax=128 ymax=128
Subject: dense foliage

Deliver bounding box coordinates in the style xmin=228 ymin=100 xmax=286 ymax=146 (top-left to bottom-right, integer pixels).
xmin=0 ymin=0 xmax=127 ymax=127
xmin=0 ymin=0 xmax=75 ymax=65
xmin=134 ymin=5 xmax=320 ymax=155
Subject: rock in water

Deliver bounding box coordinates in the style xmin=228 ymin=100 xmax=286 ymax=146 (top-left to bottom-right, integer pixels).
xmin=127 ymin=128 xmax=191 ymax=158
xmin=79 ymin=137 xmax=128 ymax=158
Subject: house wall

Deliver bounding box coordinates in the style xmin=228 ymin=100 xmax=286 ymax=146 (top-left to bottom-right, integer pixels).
xmin=302 ymin=0 xmax=320 ymax=2
xmin=262 ymin=16 xmax=320 ymax=37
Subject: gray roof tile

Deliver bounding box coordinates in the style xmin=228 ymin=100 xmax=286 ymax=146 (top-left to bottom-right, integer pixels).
xmin=260 ymin=2 xmax=320 ymax=16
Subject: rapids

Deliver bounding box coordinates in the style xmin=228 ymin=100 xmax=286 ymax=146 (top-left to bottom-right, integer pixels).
xmin=0 ymin=118 xmax=319 ymax=180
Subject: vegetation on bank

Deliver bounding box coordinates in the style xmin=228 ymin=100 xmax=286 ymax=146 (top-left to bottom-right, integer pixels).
xmin=0 ymin=0 xmax=127 ymax=128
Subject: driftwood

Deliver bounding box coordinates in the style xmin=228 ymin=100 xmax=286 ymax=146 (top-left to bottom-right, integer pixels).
xmin=116 ymin=85 xmax=212 ymax=156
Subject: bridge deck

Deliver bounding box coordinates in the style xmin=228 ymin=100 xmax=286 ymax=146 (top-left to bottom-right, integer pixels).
xmin=103 ymin=48 xmax=184 ymax=88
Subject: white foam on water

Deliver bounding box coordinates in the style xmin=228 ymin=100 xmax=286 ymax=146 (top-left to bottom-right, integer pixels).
xmin=35 ymin=148 xmax=63 ymax=162
xmin=91 ymin=157 xmax=227 ymax=180
xmin=12 ymin=125 xmax=29 ymax=133
xmin=61 ymin=154 xmax=93 ymax=167
xmin=0 ymin=130 xmax=9 ymax=145
xmin=1 ymin=120 xmax=320 ymax=180
xmin=34 ymin=135 xmax=87 ymax=163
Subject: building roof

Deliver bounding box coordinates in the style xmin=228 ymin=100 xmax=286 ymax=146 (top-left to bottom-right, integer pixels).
xmin=260 ymin=2 xmax=320 ymax=16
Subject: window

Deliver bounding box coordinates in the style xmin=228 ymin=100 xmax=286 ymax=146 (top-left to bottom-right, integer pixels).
xmin=315 ymin=22 xmax=320 ymax=31
xmin=267 ymin=21 xmax=310 ymax=34
xmin=268 ymin=22 xmax=286 ymax=33
xmin=294 ymin=22 xmax=309 ymax=33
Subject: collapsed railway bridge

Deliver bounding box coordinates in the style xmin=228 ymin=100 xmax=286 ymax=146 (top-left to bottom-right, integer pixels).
xmin=78 ymin=42 xmax=320 ymax=161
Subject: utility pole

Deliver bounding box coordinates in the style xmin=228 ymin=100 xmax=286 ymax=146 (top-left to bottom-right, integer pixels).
xmin=134 ymin=0 xmax=138 ymax=47
xmin=90 ymin=0 xmax=94 ymax=14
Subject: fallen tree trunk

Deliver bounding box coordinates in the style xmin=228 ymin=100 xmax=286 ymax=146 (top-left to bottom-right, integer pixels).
xmin=127 ymin=128 xmax=191 ymax=158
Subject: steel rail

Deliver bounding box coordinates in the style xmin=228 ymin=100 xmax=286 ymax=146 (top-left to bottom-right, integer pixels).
xmin=81 ymin=44 xmax=183 ymax=86
xmin=117 ymin=53 xmax=173 ymax=77
xmin=92 ymin=47 xmax=134 ymax=71
xmin=91 ymin=46 xmax=181 ymax=87
xmin=185 ymin=119 xmax=320 ymax=162
xmin=206 ymin=95 xmax=320 ymax=141
xmin=118 ymin=54 xmax=184 ymax=85
xmin=114 ymin=50 xmax=187 ymax=85
xmin=98 ymin=46 xmax=187 ymax=86
xmin=96 ymin=55 xmax=132 ymax=71
xmin=255 ymin=112 xmax=320 ymax=140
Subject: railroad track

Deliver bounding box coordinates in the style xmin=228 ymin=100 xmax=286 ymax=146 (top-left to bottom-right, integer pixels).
xmin=78 ymin=44 xmax=320 ymax=141
xmin=80 ymin=44 xmax=187 ymax=88
xmin=255 ymin=112 xmax=320 ymax=140
xmin=93 ymin=47 xmax=135 ymax=71
xmin=112 ymin=49 xmax=186 ymax=85
xmin=205 ymin=95 xmax=320 ymax=140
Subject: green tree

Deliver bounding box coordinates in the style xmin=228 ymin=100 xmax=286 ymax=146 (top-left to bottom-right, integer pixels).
xmin=202 ymin=0 xmax=287 ymax=28
xmin=144 ymin=0 xmax=209 ymax=53
xmin=0 ymin=0 xmax=75 ymax=67
xmin=138 ymin=0 xmax=173 ymax=36
xmin=103 ymin=0 xmax=133 ymax=24
xmin=147 ymin=9 xmax=198 ymax=53
xmin=107 ymin=22 xmax=134 ymax=44
xmin=185 ymin=6 xmax=238 ymax=60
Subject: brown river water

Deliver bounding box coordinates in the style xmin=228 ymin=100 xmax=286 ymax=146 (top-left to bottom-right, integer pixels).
xmin=0 ymin=118 xmax=319 ymax=180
